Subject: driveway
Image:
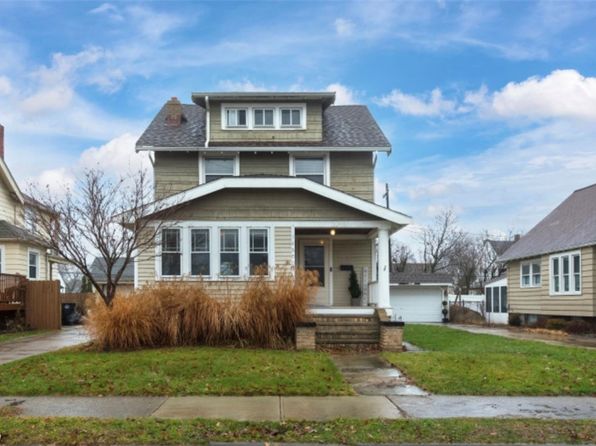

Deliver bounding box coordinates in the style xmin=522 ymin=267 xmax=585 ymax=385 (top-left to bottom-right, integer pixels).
xmin=0 ymin=326 xmax=89 ymax=365
xmin=447 ymin=323 xmax=596 ymax=349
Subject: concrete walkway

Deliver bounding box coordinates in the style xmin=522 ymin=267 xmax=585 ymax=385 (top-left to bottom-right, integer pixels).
xmin=0 ymin=326 xmax=89 ymax=365
xmin=447 ymin=324 xmax=596 ymax=349
xmin=1 ymin=395 xmax=594 ymax=420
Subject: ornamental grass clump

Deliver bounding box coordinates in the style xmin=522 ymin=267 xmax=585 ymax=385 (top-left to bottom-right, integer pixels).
xmin=85 ymin=269 xmax=317 ymax=350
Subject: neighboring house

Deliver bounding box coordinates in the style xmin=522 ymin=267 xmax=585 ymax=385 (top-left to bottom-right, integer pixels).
xmin=0 ymin=124 xmax=62 ymax=281
xmin=484 ymin=237 xmax=519 ymax=280
xmin=500 ymin=183 xmax=596 ymax=323
xmin=389 ymin=263 xmax=452 ymax=322
xmin=134 ymin=92 xmax=411 ymax=311
xmin=90 ymin=257 xmax=135 ymax=295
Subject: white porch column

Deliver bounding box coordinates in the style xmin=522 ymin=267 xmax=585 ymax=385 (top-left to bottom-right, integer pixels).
xmin=377 ymin=228 xmax=391 ymax=311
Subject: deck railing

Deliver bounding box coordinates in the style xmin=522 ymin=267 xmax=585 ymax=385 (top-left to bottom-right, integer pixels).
xmin=0 ymin=273 xmax=27 ymax=305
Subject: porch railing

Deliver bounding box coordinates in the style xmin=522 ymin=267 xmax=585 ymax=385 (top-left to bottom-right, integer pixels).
xmin=0 ymin=273 xmax=27 ymax=305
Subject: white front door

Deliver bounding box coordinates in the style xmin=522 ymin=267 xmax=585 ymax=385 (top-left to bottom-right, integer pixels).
xmin=299 ymin=240 xmax=330 ymax=306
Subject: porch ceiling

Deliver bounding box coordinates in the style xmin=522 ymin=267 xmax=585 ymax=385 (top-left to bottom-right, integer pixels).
xmin=295 ymin=228 xmax=372 ymax=235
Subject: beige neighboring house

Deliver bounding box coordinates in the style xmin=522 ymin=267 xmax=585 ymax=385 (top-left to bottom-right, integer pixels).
xmin=500 ymin=183 xmax=596 ymax=323
xmin=133 ymin=91 xmax=411 ymax=311
xmin=0 ymin=124 xmax=62 ymax=281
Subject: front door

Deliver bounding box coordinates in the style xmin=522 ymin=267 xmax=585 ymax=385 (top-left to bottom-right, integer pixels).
xmin=300 ymin=240 xmax=330 ymax=306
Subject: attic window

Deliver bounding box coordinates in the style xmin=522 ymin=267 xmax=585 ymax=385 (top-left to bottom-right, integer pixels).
xmin=225 ymin=108 xmax=247 ymax=128
xmin=280 ymin=108 xmax=302 ymax=127
xmin=253 ymin=108 xmax=274 ymax=127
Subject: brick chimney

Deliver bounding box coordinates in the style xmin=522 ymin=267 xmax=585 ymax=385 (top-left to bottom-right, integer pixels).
xmin=165 ymin=97 xmax=184 ymax=127
xmin=0 ymin=123 xmax=4 ymax=159
xmin=513 ymin=234 xmax=521 ymax=242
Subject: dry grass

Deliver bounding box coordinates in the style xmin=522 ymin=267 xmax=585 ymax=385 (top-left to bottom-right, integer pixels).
xmin=86 ymin=269 xmax=317 ymax=350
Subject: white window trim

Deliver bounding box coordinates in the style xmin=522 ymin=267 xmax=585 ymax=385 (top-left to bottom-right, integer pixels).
xmin=199 ymin=153 xmax=240 ymax=184
xmin=289 ymin=153 xmax=330 ymax=187
xmin=549 ymin=250 xmax=582 ymax=296
xmin=221 ymin=103 xmax=307 ymax=130
xmin=520 ymin=259 xmax=541 ymax=288
xmin=279 ymin=107 xmax=304 ymax=128
xmin=156 ymin=223 xmax=275 ymax=281
xmin=252 ymin=107 xmax=276 ymax=129
xmin=189 ymin=226 xmax=212 ymax=278
xmin=27 ymin=248 xmax=40 ymax=280
xmin=0 ymin=244 xmax=4 ymax=274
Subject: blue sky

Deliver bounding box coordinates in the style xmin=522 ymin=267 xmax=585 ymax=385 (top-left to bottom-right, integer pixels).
xmin=1 ymin=0 xmax=596 ymax=249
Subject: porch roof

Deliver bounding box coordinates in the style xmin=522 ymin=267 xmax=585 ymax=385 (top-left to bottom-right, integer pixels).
xmin=138 ymin=177 xmax=412 ymax=229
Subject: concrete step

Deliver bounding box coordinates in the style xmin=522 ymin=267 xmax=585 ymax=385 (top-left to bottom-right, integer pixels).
xmin=317 ymin=333 xmax=380 ymax=343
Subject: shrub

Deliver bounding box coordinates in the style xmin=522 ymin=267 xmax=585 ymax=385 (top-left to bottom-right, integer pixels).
xmin=545 ymin=318 xmax=568 ymax=331
xmin=85 ymin=269 xmax=317 ymax=350
xmin=508 ymin=313 xmax=522 ymax=327
xmin=564 ymin=319 xmax=595 ymax=335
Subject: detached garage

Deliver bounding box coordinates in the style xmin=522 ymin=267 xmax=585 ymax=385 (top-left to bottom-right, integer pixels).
xmin=390 ymin=264 xmax=452 ymax=323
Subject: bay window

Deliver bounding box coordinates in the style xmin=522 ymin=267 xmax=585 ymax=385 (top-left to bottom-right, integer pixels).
xmin=161 ymin=229 xmax=181 ymax=276
xmin=551 ymin=251 xmax=581 ymax=295
xmin=190 ymin=229 xmax=210 ymax=276
xmin=249 ymin=229 xmax=269 ymax=275
xmin=520 ymin=260 xmax=541 ymax=288
xmin=220 ymin=229 xmax=239 ymax=276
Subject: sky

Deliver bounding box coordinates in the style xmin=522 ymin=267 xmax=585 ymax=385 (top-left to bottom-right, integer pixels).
xmin=1 ymin=0 xmax=596 ymax=250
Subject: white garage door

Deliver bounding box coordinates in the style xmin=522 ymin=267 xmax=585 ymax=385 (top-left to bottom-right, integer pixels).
xmin=390 ymin=286 xmax=443 ymax=323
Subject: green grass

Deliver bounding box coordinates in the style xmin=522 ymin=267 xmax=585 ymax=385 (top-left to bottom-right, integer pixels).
xmin=383 ymin=324 xmax=596 ymax=396
xmin=0 ymin=417 xmax=593 ymax=445
xmin=0 ymin=347 xmax=352 ymax=396
xmin=0 ymin=330 xmax=48 ymax=344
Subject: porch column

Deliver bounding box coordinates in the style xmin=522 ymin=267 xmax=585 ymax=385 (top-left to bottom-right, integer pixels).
xmin=377 ymin=228 xmax=391 ymax=311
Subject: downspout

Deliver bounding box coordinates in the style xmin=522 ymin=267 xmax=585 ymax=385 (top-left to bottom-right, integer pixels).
xmin=204 ymin=95 xmax=210 ymax=148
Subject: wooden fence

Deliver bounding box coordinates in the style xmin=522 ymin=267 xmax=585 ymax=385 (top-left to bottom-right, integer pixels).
xmin=25 ymin=280 xmax=62 ymax=330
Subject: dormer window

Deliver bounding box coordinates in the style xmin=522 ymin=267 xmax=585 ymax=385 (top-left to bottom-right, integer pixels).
xmin=253 ymin=108 xmax=274 ymax=127
xmin=225 ymin=108 xmax=247 ymax=128
xmin=280 ymin=108 xmax=302 ymax=128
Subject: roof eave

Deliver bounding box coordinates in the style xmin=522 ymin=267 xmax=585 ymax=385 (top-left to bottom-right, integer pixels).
xmin=192 ymin=92 xmax=336 ymax=108
xmin=135 ymin=144 xmax=391 ymax=153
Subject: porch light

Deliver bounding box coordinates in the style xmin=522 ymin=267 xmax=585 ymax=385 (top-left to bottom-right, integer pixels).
xmin=330 ymin=229 xmax=336 ymax=236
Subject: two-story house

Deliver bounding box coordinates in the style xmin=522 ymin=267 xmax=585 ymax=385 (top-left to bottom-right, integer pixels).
xmin=500 ymin=183 xmax=596 ymax=326
xmin=0 ymin=124 xmax=60 ymax=281
xmin=133 ymin=92 xmax=411 ymax=312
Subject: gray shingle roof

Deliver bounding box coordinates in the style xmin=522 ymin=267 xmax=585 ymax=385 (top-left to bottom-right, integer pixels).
xmin=487 ymin=239 xmax=516 ymax=256
xmin=390 ymin=263 xmax=452 ymax=285
xmin=500 ymin=183 xmax=596 ymax=261
xmin=136 ymin=103 xmax=390 ymax=149
xmin=0 ymin=220 xmax=44 ymax=245
xmin=90 ymin=257 xmax=135 ymax=284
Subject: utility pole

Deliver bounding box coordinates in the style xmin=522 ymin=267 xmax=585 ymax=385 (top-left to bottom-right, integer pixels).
xmin=382 ymin=183 xmax=392 ymax=272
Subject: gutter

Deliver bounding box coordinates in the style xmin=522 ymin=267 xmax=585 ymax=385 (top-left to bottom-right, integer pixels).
xmin=204 ymin=95 xmax=210 ymax=148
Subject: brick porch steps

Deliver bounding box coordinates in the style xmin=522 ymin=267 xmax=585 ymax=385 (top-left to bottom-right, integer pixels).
xmin=312 ymin=314 xmax=380 ymax=346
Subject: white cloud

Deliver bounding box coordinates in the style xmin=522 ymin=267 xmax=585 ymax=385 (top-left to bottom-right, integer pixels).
xmin=490 ymin=69 xmax=596 ymax=122
xmin=217 ymin=79 xmax=268 ymax=92
xmin=334 ymin=18 xmax=354 ymax=37
xmin=127 ymin=5 xmax=188 ymax=41
xmin=326 ymin=83 xmax=357 ymax=105
xmin=377 ymin=88 xmax=457 ymax=117
xmin=0 ymin=76 xmax=12 ymax=95
xmin=89 ymin=3 xmax=123 ymax=21
xmin=20 ymin=84 xmax=74 ymax=115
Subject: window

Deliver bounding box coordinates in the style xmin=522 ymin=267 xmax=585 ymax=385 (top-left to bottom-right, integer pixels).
xmin=220 ymin=229 xmax=239 ymax=276
xmin=191 ymin=229 xmax=210 ymax=276
xmin=253 ymin=108 xmax=274 ymax=127
xmin=550 ymin=251 xmax=581 ymax=295
xmin=249 ymin=229 xmax=268 ymax=275
xmin=485 ymin=287 xmax=492 ymax=312
xmin=25 ymin=208 xmax=37 ymax=232
xmin=281 ymin=108 xmax=302 ymax=127
xmin=28 ymin=250 xmax=39 ymax=279
xmin=161 ymin=228 xmax=181 ymax=276
xmin=500 ymin=286 xmax=508 ymax=313
xmin=492 ymin=286 xmax=500 ymax=315
xmin=520 ymin=260 xmax=541 ymax=288
xmin=485 ymin=285 xmax=508 ymax=313
xmin=225 ymin=108 xmax=247 ymax=128
xmin=204 ymin=157 xmax=235 ymax=183
xmin=304 ymin=245 xmax=325 ymax=286
xmin=294 ymin=157 xmax=325 ymax=184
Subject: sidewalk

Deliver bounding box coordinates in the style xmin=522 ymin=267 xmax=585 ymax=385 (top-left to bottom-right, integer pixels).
xmin=0 ymin=326 xmax=89 ymax=365
xmin=2 ymin=395 xmax=594 ymax=420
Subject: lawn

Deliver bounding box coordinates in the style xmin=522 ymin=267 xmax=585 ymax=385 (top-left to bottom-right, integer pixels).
xmin=0 ymin=416 xmax=593 ymax=445
xmin=383 ymin=324 xmax=596 ymax=396
xmin=0 ymin=347 xmax=352 ymax=396
xmin=0 ymin=330 xmax=47 ymax=344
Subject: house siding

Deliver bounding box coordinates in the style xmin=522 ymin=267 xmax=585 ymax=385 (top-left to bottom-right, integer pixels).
xmin=507 ymin=245 xmax=595 ymax=317
xmin=330 ymin=152 xmax=374 ymax=201
xmin=154 ymin=151 xmax=199 ymax=199
xmin=164 ymin=189 xmax=376 ymax=221
xmin=240 ymin=153 xmax=289 ymax=176
xmin=1 ymin=241 xmax=48 ymax=280
xmin=0 ymin=178 xmax=22 ymax=225
xmin=209 ymin=102 xmax=323 ymax=142
xmin=332 ymin=239 xmax=371 ymax=306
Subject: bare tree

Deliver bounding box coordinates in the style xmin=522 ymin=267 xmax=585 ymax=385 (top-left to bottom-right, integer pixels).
xmin=57 ymin=264 xmax=84 ymax=293
xmin=391 ymin=243 xmax=413 ymax=272
xmin=418 ymin=208 xmax=463 ymax=273
xmin=448 ymin=234 xmax=484 ymax=294
xmin=30 ymin=169 xmax=175 ymax=307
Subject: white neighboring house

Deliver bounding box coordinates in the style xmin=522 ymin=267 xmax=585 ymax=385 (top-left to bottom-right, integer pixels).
xmin=484 ymin=274 xmax=508 ymax=324
xmin=389 ymin=264 xmax=452 ymax=323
